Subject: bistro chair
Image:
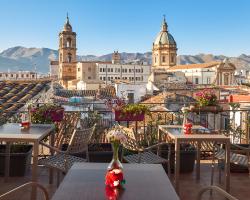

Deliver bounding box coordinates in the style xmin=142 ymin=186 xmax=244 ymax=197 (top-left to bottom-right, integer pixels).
xmin=211 ymin=143 xmax=250 ymax=185
xmin=0 ymin=182 xmax=49 ymax=200
xmin=119 ymin=125 xmax=171 ymax=175
xmin=39 ymin=124 xmax=96 ymax=185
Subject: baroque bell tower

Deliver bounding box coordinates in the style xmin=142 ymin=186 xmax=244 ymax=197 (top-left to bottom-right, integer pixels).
xmin=58 ymin=14 xmax=77 ymax=88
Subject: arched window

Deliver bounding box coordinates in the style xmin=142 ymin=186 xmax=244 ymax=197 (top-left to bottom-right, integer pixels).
xmin=155 ymin=56 xmax=157 ymax=63
xmin=162 ymin=56 xmax=165 ymax=62
xmin=171 ymin=54 xmax=175 ymax=63
xmin=67 ymin=53 xmax=72 ymax=63
xmin=66 ymin=38 xmax=72 ymax=48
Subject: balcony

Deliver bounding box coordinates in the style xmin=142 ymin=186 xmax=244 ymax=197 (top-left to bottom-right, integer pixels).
xmin=0 ymin=102 xmax=250 ymax=200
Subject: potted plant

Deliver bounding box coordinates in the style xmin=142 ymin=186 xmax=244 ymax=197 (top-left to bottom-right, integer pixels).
xmin=0 ymin=144 xmax=33 ymax=176
xmin=115 ymin=104 xmax=150 ymax=121
xmin=190 ymin=89 xmax=222 ymax=113
xmin=31 ymin=104 xmax=64 ymax=124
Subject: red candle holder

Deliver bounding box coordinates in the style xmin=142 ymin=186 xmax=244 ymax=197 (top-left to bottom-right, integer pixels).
xmin=183 ymin=123 xmax=192 ymax=134
xmin=21 ymin=121 xmax=31 ymax=129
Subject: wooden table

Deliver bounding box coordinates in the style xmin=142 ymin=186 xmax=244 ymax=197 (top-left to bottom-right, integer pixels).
xmin=52 ymin=163 xmax=180 ymax=200
xmin=0 ymin=123 xmax=55 ymax=200
xmin=158 ymin=125 xmax=230 ymax=194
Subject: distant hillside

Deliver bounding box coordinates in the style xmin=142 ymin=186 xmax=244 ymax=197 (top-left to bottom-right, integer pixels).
xmin=0 ymin=46 xmax=249 ymax=73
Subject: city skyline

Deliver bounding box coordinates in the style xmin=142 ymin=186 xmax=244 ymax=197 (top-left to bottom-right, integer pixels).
xmin=0 ymin=0 xmax=249 ymax=56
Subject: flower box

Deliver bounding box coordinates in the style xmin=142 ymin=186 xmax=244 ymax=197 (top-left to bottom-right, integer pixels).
xmin=115 ymin=110 xmax=145 ymax=121
xmin=44 ymin=107 xmax=64 ymax=122
xmin=31 ymin=105 xmax=64 ymax=123
xmin=190 ymin=105 xmax=223 ymax=114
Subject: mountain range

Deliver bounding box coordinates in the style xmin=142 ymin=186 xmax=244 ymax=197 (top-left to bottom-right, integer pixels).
xmin=0 ymin=46 xmax=249 ymax=73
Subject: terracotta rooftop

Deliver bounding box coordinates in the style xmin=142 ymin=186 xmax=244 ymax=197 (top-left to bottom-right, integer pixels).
xmin=168 ymin=62 xmax=220 ymax=70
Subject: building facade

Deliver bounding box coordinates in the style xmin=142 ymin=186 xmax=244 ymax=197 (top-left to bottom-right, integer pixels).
xmin=168 ymin=59 xmax=236 ymax=86
xmin=152 ymin=16 xmax=177 ymax=69
xmin=50 ymin=61 xmax=59 ymax=79
xmin=96 ymin=62 xmax=151 ymax=85
xmin=0 ymin=71 xmax=37 ymax=81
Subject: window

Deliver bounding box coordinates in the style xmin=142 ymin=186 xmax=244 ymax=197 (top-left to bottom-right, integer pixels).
xmin=78 ymin=68 xmax=80 ymax=72
xmin=67 ymin=53 xmax=72 ymax=63
xmin=11 ymin=74 xmax=13 ymax=77
xmin=207 ymin=77 xmax=211 ymax=84
xmin=118 ymin=68 xmax=120 ymax=73
xmin=60 ymin=53 xmax=62 ymax=62
xmin=103 ymin=77 xmax=106 ymax=81
xmin=100 ymin=77 xmax=102 ymax=80
xmin=125 ymin=69 xmax=127 ymax=73
xmin=224 ymin=74 xmax=229 ymax=85
xmin=26 ymin=74 xmax=29 ymax=77
xmin=155 ymin=56 xmax=157 ymax=63
xmin=171 ymin=54 xmax=175 ymax=63
xmin=88 ymin=76 xmax=91 ymax=80
xmin=111 ymin=68 xmax=113 ymax=72
xmin=141 ymin=68 xmax=143 ymax=73
xmin=108 ymin=77 xmax=111 ymax=81
xmin=162 ymin=56 xmax=165 ymax=62
xmin=66 ymin=38 xmax=72 ymax=48
xmin=0 ymin=74 xmax=2 ymax=77
xmin=129 ymin=69 xmax=131 ymax=73
xmin=21 ymin=74 xmax=24 ymax=78
xmin=108 ymin=68 xmax=110 ymax=72
xmin=122 ymin=69 xmax=124 ymax=73
xmin=88 ymin=67 xmax=91 ymax=72
xmin=195 ymin=78 xmax=199 ymax=84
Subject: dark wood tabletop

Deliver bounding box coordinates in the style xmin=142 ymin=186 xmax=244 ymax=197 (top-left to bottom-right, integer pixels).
xmin=52 ymin=163 xmax=180 ymax=200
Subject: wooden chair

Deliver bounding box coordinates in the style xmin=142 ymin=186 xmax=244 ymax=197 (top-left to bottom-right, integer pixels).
xmin=197 ymin=185 xmax=238 ymax=200
xmin=39 ymin=124 xmax=96 ymax=185
xmin=211 ymin=143 xmax=250 ymax=185
xmin=0 ymin=182 xmax=49 ymax=200
xmin=119 ymin=125 xmax=170 ymax=174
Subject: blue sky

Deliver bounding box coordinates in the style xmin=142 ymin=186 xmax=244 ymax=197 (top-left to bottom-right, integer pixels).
xmin=0 ymin=0 xmax=249 ymax=56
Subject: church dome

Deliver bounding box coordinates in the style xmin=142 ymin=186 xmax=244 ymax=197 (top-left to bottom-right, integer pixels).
xmin=154 ymin=17 xmax=176 ymax=46
xmin=63 ymin=14 xmax=72 ymax=32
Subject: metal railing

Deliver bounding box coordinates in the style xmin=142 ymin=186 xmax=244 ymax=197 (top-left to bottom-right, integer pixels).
xmin=1 ymin=102 xmax=249 ymax=144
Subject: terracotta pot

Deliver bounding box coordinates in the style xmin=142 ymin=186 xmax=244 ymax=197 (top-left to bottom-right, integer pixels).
xmin=190 ymin=105 xmax=223 ymax=114
xmin=115 ymin=110 xmax=144 ymax=121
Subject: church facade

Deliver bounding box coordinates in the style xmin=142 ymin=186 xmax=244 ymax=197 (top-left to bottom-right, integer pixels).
xmin=151 ymin=16 xmax=236 ymax=87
